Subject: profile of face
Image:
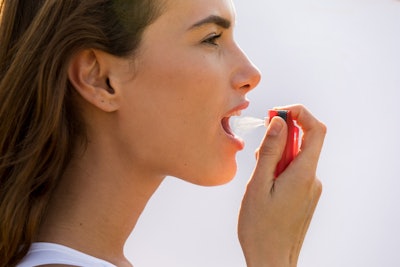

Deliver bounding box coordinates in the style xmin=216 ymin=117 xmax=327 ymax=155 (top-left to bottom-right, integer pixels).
xmin=87 ymin=0 xmax=261 ymax=186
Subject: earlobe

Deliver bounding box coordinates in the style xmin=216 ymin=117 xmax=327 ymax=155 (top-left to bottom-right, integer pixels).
xmin=68 ymin=49 xmax=119 ymax=112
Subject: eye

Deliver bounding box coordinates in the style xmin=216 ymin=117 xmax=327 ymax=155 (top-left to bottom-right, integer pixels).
xmin=202 ymin=32 xmax=222 ymax=46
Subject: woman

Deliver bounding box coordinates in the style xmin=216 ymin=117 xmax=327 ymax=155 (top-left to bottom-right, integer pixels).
xmin=0 ymin=0 xmax=326 ymax=266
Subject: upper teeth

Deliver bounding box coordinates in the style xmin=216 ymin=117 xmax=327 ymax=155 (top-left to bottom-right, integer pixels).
xmin=231 ymin=110 xmax=242 ymax=116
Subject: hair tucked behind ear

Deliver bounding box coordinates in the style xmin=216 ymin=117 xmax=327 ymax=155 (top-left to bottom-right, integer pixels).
xmin=0 ymin=0 xmax=164 ymax=266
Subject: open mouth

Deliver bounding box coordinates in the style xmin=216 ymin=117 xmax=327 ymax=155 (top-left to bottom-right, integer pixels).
xmin=221 ymin=117 xmax=234 ymax=136
xmin=221 ymin=110 xmax=242 ymax=137
xmin=220 ymin=101 xmax=249 ymax=149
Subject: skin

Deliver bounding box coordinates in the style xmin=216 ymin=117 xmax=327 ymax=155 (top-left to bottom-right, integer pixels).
xmin=37 ymin=0 xmax=326 ymax=266
xmin=238 ymin=106 xmax=326 ymax=267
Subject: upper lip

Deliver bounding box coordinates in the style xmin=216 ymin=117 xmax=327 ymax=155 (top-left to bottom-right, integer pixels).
xmin=223 ymin=100 xmax=250 ymax=118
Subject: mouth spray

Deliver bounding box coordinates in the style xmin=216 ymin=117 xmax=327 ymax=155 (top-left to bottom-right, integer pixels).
xmin=268 ymin=110 xmax=299 ymax=177
xmin=231 ymin=110 xmax=299 ymax=178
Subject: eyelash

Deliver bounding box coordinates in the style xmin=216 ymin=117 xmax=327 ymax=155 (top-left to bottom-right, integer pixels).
xmin=202 ymin=32 xmax=223 ymax=46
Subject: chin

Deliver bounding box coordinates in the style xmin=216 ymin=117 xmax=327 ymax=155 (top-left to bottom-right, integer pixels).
xmin=184 ymin=161 xmax=238 ymax=187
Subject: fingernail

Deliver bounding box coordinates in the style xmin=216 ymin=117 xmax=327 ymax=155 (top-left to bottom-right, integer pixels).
xmin=267 ymin=117 xmax=283 ymax=136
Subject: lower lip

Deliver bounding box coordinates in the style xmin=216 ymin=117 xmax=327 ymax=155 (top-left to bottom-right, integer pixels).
xmin=222 ymin=127 xmax=245 ymax=150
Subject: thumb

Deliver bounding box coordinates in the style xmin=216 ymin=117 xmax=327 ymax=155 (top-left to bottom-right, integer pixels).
xmin=252 ymin=116 xmax=287 ymax=186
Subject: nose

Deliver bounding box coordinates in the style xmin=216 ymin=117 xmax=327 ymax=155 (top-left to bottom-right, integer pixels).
xmin=230 ymin=46 xmax=261 ymax=94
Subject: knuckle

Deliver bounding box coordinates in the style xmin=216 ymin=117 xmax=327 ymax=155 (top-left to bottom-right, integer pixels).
xmin=314 ymin=178 xmax=323 ymax=195
xmin=319 ymin=121 xmax=328 ymax=135
xmin=294 ymin=104 xmax=307 ymax=115
xmin=297 ymin=167 xmax=320 ymax=186
xmin=315 ymin=121 xmax=328 ymax=136
xmin=307 ymin=119 xmax=327 ymax=137
xmin=254 ymin=148 xmax=260 ymax=160
xmin=302 ymin=173 xmax=316 ymax=186
xmin=296 ymin=103 xmax=306 ymax=110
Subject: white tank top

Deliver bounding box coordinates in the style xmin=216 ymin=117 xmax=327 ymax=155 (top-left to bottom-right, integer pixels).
xmin=17 ymin=242 xmax=117 ymax=267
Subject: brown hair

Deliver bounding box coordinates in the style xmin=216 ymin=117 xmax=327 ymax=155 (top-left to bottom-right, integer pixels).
xmin=0 ymin=0 xmax=164 ymax=266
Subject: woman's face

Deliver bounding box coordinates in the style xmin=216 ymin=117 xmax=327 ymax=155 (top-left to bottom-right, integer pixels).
xmin=112 ymin=0 xmax=261 ymax=185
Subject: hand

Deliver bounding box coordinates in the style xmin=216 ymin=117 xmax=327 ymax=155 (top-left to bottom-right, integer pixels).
xmin=238 ymin=105 xmax=326 ymax=267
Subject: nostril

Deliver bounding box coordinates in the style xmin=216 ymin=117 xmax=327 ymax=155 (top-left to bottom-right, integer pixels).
xmin=240 ymin=84 xmax=251 ymax=91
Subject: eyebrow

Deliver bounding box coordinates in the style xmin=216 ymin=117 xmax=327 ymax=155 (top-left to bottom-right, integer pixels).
xmin=189 ymin=15 xmax=231 ymax=30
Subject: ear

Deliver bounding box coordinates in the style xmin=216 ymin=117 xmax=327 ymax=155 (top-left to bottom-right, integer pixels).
xmin=68 ymin=49 xmax=120 ymax=112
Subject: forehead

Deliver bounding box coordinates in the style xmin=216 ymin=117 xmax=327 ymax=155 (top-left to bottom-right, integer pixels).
xmin=160 ymin=0 xmax=236 ymax=28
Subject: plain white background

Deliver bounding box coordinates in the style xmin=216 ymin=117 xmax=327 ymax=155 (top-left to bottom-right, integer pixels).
xmin=126 ymin=1 xmax=400 ymax=266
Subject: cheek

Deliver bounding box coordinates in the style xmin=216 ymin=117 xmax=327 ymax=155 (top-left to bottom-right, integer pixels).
xmin=129 ymin=51 xmax=226 ymax=138
xmin=117 ymin=51 xmax=235 ymax=184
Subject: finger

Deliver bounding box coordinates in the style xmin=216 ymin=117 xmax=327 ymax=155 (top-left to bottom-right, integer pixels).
xmin=274 ymin=104 xmax=324 ymax=132
xmin=275 ymin=104 xmax=327 ymax=171
xmin=249 ymin=116 xmax=287 ymax=189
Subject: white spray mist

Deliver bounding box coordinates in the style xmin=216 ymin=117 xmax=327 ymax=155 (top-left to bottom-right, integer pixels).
xmin=230 ymin=116 xmax=268 ymax=136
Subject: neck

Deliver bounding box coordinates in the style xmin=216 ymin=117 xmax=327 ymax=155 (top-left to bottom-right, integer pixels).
xmin=37 ymin=141 xmax=164 ymax=266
